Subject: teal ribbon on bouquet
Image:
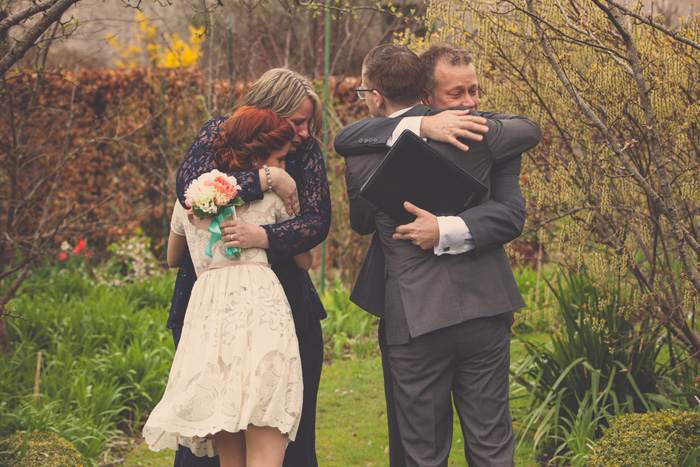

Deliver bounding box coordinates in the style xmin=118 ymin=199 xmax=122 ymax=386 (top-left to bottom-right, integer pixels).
xmin=204 ymin=206 xmax=241 ymax=259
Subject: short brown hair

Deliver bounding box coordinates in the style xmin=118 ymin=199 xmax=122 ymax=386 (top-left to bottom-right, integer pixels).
xmin=213 ymin=106 xmax=294 ymax=171
xmin=419 ymin=43 xmax=474 ymax=94
xmin=362 ymin=44 xmax=425 ymax=106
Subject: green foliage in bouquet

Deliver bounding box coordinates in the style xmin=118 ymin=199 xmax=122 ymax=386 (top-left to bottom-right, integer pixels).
xmin=190 ymin=196 xmax=244 ymax=220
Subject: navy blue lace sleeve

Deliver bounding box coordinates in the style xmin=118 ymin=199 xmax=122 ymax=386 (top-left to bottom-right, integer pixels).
xmin=262 ymin=138 xmax=331 ymax=260
xmin=176 ymin=117 xmax=264 ymax=207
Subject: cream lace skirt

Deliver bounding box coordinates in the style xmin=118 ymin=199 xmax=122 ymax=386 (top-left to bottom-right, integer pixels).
xmin=143 ymin=263 xmax=303 ymax=457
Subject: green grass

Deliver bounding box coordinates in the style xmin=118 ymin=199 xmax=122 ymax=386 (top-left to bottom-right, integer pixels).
xmin=122 ymin=442 xmax=174 ymax=466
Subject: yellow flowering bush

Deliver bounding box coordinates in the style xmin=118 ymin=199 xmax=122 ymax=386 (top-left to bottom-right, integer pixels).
xmin=105 ymin=11 xmax=204 ymax=68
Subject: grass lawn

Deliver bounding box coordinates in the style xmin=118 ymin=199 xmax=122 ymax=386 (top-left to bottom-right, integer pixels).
xmin=121 ymin=336 xmax=545 ymax=466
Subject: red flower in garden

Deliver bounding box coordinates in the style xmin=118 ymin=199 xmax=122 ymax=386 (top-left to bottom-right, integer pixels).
xmin=58 ymin=253 xmax=68 ymax=260
xmin=73 ymin=239 xmax=86 ymax=254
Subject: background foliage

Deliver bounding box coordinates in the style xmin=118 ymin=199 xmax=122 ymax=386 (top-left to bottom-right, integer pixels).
xmin=410 ymin=0 xmax=700 ymax=362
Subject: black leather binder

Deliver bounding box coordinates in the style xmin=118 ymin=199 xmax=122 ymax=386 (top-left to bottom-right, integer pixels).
xmin=359 ymin=130 xmax=487 ymax=224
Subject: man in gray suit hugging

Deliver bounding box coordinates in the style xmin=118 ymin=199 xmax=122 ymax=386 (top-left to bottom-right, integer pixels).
xmin=334 ymin=44 xmax=541 ymax=466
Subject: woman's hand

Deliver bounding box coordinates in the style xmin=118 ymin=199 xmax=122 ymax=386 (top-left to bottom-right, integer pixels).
xmin=292 ymin=249 xmax=314 ymax=271
xmin=219 ymin=220 xmax=270 ymax=249
xmin=260 ymin=167 xmax=300 ymax=216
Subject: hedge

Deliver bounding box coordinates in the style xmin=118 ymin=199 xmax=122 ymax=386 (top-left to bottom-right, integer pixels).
xmin=588 ymin=409 xmax=700 ymax=467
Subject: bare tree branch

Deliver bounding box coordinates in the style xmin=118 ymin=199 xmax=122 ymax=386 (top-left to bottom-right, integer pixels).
xmin=0 ymin=0 xmax=60 ymax=37
xmin=522 ymin=0 xmax=700 ymax=356
xmin=591 ymin=0 xmax=700 ymax=297
xmin=0 ymin=0 xmax=81 ymax=77
xmin=603 ymin=0 xmax=700 ymax=52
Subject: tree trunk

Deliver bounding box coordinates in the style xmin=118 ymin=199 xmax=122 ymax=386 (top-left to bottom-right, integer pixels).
xmin=0 ymin=317 xmax=8 ymax=354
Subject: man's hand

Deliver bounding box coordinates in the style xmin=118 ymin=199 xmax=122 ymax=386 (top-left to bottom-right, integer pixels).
xmin=267 ymin=167 xmax=300 ymax=216
xmin=420 ymin=110 xmax=488 ymax=152
xmin=393 ymin=202 xmax=440 ymax=250
xmin=219 ymin=220 xmax=270 ymax=249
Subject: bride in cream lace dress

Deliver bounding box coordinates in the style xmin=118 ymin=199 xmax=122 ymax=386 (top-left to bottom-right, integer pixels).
xmin=144 ymin=107 xmax=311 ymax=467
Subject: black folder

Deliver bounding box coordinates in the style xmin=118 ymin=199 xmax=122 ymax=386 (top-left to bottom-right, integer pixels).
xmin=359 ymin=130 xmax=487 ymax=224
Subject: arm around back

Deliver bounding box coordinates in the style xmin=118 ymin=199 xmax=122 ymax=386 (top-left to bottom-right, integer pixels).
xmin=262 ymin=139 xmax=331 ymax=260
xmin=459 ymin=156 xmax=526 ymax=251
xmin=334 ymin=117 xmax=401 ymax=156
xmin=480 ymin=112 xmax=542 ymax=164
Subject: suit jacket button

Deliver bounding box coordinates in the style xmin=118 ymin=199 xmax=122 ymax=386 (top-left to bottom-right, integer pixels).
xmin=358 ymin=139 xmax=364 ymax=143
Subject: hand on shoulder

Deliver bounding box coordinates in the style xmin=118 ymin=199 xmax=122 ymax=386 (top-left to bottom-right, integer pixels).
xmin=420 ymin=109 xmax=489 ymax=152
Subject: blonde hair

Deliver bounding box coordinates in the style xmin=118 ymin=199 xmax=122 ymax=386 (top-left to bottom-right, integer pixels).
xmin=234 ymin=68 xmax=322 ymax=140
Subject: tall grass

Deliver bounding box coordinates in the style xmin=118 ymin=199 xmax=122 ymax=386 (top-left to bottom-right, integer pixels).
xmin=512 ymin=265 xmax=698 ymax=463
xmin=320 ymin=280 xmax=379 ymax=361
xmin=0 ymin=262 xmax=176 ymax=465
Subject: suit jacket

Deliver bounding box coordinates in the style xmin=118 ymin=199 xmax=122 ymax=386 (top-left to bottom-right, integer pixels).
xmin=335 ymin=105 xmax=541 ymax=341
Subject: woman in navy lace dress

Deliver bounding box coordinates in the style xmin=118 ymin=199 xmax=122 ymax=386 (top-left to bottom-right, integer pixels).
xmin=169 ymin=68 xmax=331 ymax=467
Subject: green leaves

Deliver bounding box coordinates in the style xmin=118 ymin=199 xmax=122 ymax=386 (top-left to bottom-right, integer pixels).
xmin=0 ymin=268 xmax=175 ymax=465
xmin=320 ymin=281 xmax=379 ymax=361
xmin=588 ymin=409 xmax=700 ymax=466
xmin=512 ymin=265 xmax=670 ymax=460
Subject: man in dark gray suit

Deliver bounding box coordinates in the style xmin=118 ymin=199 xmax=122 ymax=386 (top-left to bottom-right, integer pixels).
xmin=334 ymin=44 xmax=541 ymax=466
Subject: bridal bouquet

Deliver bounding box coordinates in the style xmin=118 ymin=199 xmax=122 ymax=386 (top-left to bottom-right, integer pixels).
xmin=185 ymin=169 xmax=243 ymax=218
xmin=184 ymin=170 xmax=244 ymax=258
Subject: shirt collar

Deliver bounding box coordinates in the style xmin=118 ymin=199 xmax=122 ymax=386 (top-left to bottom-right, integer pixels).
xmin=388 ymin=107 xmax=413 ymax=118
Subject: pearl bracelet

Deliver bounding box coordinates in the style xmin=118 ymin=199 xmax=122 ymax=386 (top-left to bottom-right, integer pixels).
xmin=262 ymin=165 xmax=272 ymax=192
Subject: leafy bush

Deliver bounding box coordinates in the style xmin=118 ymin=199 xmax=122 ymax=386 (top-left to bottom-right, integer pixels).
xmin=0 ymin=430 xmax=85 ymax=467
xmin=512 ymin=266 xmax=670 ymax=460
xmin=320 ymin=281 xmax=379 ymax=361
xmin=512 ymin=264 xmax=557 ymax=333
xmin=588 ymin=409 xmax=700 ymax=467
xmin=0 ymin=264 xmax=176 ymax=465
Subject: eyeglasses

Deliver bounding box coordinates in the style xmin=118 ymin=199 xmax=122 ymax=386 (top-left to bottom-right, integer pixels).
xmin=354 ymin=88 xmax=377 ymax=100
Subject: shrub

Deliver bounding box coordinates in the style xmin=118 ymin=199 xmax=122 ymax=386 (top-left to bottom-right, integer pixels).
xmin=320 ymin=281 xmax=379 ymax=361
xmin=588 ymin=409 xmax=700 ymax=467
xmin=1 ymin=264 xmax=176 ymax=465
xmin=512 ymin=266 xmax=669 ymax=459
xmin=0 ymin=430 xmax=85 ymax=467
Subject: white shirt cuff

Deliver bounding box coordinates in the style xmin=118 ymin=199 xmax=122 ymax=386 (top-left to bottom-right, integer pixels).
xmin=434 ymin=216 xmax=475 ymax=256
xmin=386 ymin=116 xmax=424 ymax=147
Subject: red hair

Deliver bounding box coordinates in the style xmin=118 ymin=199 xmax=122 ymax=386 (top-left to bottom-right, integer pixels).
xmin=213 ymin=106 xmax=294 ymax=172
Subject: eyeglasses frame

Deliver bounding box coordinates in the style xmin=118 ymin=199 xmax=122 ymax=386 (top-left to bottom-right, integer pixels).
xmin=354 ymin=88 xmax=379 ymax=100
